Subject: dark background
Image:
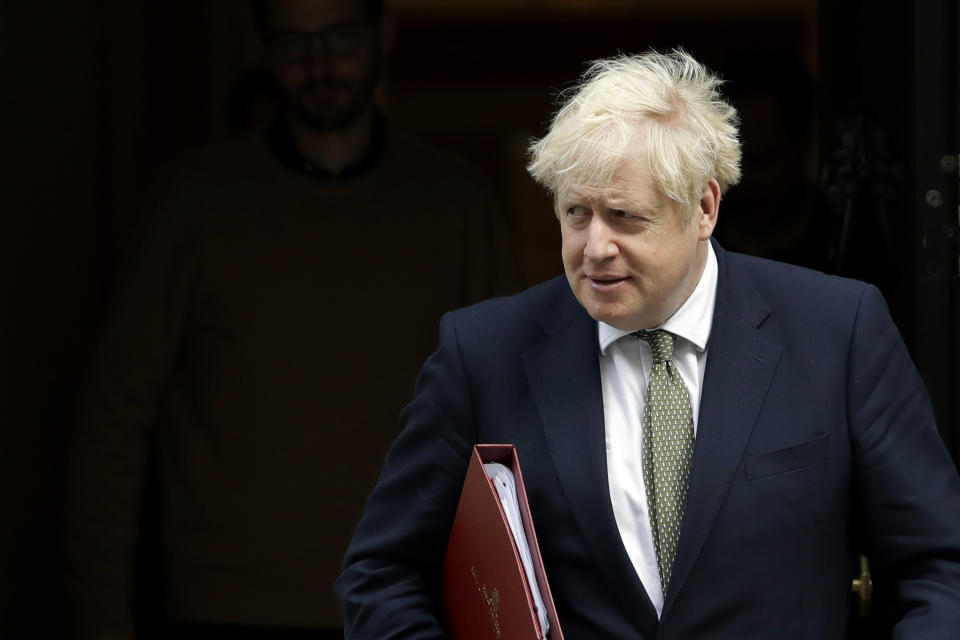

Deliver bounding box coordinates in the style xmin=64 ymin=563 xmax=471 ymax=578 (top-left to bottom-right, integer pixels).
xmin=2 ymin=0 xmax=957 ymax=636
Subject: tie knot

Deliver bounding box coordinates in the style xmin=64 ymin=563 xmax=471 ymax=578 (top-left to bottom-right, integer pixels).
xmin=633 ymin=329 xmax=675 ymax=363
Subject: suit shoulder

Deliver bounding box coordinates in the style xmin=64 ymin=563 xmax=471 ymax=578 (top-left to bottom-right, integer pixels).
xmin=447 ymin=276 xmax=573 ymax=339
xmin=724 ymin=250 xmax=876 ymax=305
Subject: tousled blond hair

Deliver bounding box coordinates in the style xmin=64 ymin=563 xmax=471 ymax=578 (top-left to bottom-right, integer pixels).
xmin=527 ymin=49 xmax=742 ymax=222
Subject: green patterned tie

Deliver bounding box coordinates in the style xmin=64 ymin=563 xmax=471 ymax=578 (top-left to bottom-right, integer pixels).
xmin=633 ymin=329 xmax=694 ymax=595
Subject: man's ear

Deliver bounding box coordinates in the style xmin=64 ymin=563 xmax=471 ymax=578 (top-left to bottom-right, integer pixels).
xmin=378 ymin=11 xmax=397 ymax=54
xmin=697 ymin=178 xmax=721 ymax=240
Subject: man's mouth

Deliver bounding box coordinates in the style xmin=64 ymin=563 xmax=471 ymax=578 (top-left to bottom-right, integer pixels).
xmin=304 ymin=85 xmax=348 ymax=98
xmin=587 ymin=275 xmax=629 ymax=291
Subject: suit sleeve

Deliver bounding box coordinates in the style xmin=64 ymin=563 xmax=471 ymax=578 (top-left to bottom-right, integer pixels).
xmin=847 ymin=284 xmax=960 ymax=635
xmin=336 ymin=312 xmax=478 ymax=639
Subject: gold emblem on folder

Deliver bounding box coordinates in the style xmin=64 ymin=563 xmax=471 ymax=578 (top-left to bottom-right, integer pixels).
xmin=470 ymin=566 xmax=502 ymax=638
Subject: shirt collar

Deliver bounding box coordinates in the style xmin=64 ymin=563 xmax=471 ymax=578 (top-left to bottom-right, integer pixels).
xmin=265 ymin=110 xmax=387 ymax=181
xmin=598 ymin=241 xmax=719 ymax=355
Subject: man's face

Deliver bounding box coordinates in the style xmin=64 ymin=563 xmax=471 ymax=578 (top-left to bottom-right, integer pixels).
xmin=558 ymin=155 xmax=718 ymax=331
xmin=264 ymin=0 xmax=388 ymax=131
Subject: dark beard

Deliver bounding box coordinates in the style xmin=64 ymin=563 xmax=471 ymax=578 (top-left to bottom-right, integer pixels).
xmin=286 ymin=55 xmax=382 ymax=132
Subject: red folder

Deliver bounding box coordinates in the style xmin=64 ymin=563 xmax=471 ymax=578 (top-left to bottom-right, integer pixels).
xmin=442 ymin=444 xmax=565 ymax=640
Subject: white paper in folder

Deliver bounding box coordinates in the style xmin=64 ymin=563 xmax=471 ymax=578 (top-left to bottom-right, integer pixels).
xmin=484 ymin=462 xmax=551 ymax=637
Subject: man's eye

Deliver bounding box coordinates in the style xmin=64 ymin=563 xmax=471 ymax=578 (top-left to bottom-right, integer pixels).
xmin=567 ymin=206 xmax=588 ymax=216
xmin=612 ymin=209 xmax=632 ymax=218
xmin=326 ymin=25 xmax=364 ymax=55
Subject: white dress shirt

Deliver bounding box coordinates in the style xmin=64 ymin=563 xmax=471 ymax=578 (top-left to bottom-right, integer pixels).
xmin=599 ymin=242 xmax=718 ymax=616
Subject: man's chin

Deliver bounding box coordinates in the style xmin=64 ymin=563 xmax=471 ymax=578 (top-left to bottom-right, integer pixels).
xmin=579 ymin=297 xmax=657 ymax=331
xmin=292 ymin=104 xmax=363 ymax=132
xmin=582 ymin=301 xmax=630 ymax=329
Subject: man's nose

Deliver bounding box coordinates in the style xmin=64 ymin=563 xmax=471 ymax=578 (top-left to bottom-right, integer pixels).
xmin=304 ymin=37 xmax=335 ymax=76
xmin=583 ymin=218 xmax=619 ymax=261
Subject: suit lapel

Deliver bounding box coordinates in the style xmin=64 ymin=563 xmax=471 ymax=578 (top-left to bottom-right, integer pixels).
xmin=521 ymin=285 xmax=659 ymax=638
xmin=661 ymin=244 xmax=783 ymax=619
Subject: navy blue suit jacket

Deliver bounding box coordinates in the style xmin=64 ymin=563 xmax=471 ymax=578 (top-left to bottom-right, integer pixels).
xmin=337 ymin=243 xmax=960 ymax=639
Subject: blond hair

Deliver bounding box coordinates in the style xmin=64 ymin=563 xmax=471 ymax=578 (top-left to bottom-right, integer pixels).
xmin=527 ymin=49 xmax=741 ymax=221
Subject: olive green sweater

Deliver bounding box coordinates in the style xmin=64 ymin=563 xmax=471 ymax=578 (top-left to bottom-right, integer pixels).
xmin=65 ymin=126 xmax=520 ymax=637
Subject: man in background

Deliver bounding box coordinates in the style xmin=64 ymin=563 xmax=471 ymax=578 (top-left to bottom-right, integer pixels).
xmin=64 ymin=1 xmax=519 ymax=638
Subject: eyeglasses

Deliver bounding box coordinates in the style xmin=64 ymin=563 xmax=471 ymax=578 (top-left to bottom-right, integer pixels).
xmin=267 ymin=21 xmax=373 ymax=62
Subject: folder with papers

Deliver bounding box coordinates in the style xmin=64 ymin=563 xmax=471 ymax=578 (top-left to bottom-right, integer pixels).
xmin=442 ymin=444 xmax=565 ymax=640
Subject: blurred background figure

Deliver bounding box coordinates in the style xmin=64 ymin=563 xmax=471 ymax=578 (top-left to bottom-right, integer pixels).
xmin=62 ymin=1 xmax=519 ymax=638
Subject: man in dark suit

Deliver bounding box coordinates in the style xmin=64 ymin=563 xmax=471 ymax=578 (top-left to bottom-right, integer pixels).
xmin=336 ymin=50 xmax=960 ymax=638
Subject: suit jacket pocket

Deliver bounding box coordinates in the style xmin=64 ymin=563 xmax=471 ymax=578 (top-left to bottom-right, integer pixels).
xmin=744 ymin=434 xmax=830 ymax=480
